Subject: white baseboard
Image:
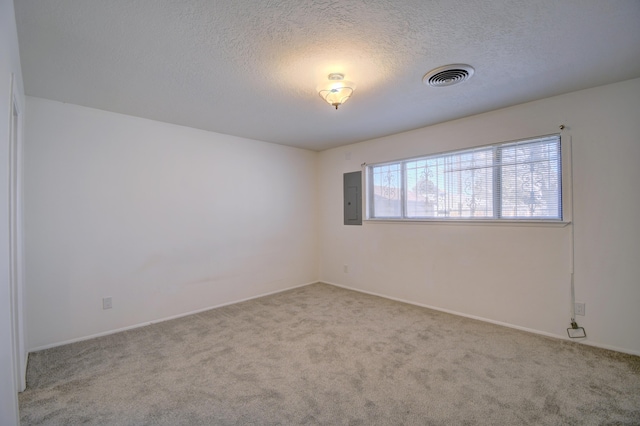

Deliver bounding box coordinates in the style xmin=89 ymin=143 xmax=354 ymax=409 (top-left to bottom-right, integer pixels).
xmin=321 ymin=281 xmax=640 ymax=357
xmin=29 ymin=280 xmax=639 ymax=357
xmin=29 ymin=281 xmax=318 ymax=353
xmin=20 ymin=352 xmax=28 ymax=392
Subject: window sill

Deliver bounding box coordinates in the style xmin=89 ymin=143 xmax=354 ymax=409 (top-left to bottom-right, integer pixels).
xmin=364 ymin=218 xmax=571 ymax=227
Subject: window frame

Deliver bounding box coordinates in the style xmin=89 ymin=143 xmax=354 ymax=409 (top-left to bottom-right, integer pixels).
xmin=364 ymin=134 xmax=570 ymax=225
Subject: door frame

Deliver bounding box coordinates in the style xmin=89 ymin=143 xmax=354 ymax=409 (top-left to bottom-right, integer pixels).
xmin=8 ymin=72 xmax=26 ymax=391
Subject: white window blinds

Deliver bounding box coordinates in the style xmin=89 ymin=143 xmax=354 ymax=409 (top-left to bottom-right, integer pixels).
xmin=367 ymin=135 xmax=562 ymax=221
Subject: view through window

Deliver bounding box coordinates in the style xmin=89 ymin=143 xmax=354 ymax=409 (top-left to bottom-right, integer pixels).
xmin=367 ymin=135 xmax=562 ymax=221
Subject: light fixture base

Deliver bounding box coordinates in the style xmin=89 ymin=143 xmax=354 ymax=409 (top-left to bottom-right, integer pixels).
xmin=318 ymin=73 xmax=355 ymax=110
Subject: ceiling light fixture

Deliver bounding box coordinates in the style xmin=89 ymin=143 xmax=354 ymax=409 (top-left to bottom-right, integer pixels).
xmin=318 ymin=73 xmax=355 ymax=110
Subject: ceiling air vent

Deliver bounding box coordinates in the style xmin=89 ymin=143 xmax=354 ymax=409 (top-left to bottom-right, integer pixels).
xmin=423 ymin=64 xmax=474 ymax=87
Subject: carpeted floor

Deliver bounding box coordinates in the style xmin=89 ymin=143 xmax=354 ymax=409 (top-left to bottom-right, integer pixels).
xmin=19 ymin=283 xmax=640 ymax=425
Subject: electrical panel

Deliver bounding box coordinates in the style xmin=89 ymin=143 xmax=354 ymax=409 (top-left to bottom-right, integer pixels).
xmin=344 ymin=171 xmax=362 ymax=225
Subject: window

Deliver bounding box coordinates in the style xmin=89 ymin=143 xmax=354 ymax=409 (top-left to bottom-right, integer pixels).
xmin=367 ymin=135 xmax=562 ymax=221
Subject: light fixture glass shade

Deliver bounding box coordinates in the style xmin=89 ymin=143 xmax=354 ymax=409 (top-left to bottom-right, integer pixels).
xmin=318 ymin=79 xmax=356 ymax=109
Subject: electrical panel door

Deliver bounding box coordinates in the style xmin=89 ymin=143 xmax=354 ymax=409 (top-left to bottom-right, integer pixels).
xmin=344 ymin=171 xmax=362 ymax=225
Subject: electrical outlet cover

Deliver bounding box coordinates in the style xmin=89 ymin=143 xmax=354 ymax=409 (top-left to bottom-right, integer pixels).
xmin=103 ymin=297 xmax=112 ymax=310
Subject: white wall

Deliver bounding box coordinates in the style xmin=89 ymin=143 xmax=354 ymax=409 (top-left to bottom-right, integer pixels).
xmin=1 ymin=0 xmax=25 ymax=423
xmin=24 ymin=97 xmax=318 ymax=350
xmin=19 ymin=70 xmax=640 ymax=384
xmin=319 ymin=78 xmax=640 ymax=355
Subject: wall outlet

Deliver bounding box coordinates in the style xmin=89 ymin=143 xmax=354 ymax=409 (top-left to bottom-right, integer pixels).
xmin=343 ymin=265 xmax=348 ymax=273
xmin=103 ymin=297 xmax=113 ymax=310
xmin=575 ymin=302 xmax=585 ymax=316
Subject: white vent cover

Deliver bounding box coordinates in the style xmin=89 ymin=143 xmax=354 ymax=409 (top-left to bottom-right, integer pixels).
xmin=423 ymin=64 xmax=475 ymax=87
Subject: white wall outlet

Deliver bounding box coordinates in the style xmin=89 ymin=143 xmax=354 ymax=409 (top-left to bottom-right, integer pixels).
xmin=575 ymin=302 xmax=585 ymax=316
xmin=103 ymin=297 xmax=112 ymax=310
xmin=343 ymin=265 xmax=348 ymax=273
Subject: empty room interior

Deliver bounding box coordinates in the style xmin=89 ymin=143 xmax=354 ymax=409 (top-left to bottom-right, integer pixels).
xmin=2 ymin=0 xmax=640 ymax=424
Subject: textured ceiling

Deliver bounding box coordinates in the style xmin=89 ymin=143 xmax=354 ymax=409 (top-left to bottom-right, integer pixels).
xmin=14 ymin=0 xmax=640 ymax=151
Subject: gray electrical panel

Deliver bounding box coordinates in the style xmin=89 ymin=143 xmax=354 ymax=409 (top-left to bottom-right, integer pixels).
xmin=344 ymin=171 xmax=362 ymax=225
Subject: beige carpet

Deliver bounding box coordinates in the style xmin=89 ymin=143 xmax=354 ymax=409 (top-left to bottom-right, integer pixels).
xmin=19 ymin=283 xmax=640 ymax=425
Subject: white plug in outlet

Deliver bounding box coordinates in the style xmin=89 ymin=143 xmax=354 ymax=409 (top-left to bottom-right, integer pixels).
xmin=575 ymin=302 xmax=585 ymax=316
xmin=103 ymin=297 xmax=112 ymax=310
